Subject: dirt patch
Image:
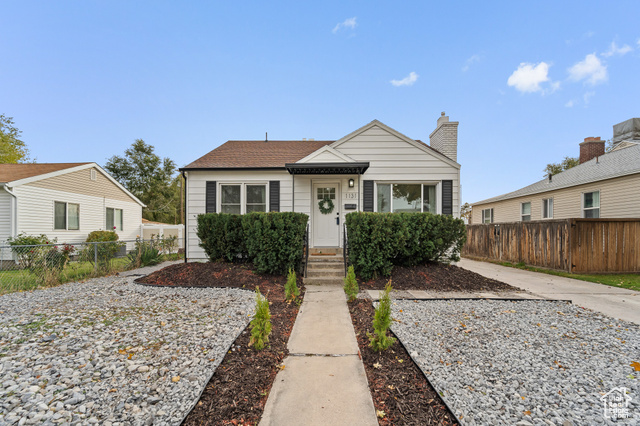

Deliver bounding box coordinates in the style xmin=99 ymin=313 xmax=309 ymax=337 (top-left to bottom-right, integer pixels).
xmin=349 ymin=299 xmax=458 ymax=425
xmin=137 ymin=262 xmax=302 ymax=425
xmin=358 ymin=263 xmax=517 ymax=292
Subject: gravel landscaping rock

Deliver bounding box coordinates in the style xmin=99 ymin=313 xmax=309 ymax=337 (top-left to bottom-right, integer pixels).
xmin=389 ymin=299 xmax=640 ymax=425
xmin=0 ymin=265 xmax=254 ymax=426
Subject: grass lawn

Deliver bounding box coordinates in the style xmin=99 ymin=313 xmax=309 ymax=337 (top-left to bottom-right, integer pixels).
xmin=498 ymin=261 xmax=640 ymax=292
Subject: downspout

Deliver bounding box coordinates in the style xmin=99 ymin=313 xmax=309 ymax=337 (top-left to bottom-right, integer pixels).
xmin=182 ymin=171 xmax=188 ymax=263
xmin=292 ymin=173 xmax=295 ymax=212
xmin=3 ymin=185 xmax=18 ymax=241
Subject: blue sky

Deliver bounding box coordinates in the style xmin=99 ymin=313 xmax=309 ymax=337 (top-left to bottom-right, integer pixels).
xmin=1 ymin=1 xmax=638 ymax=203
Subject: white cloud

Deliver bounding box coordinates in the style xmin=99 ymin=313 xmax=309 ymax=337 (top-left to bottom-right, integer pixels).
xmin=507 ymin=62 xmax=551 ymax=93
xmin=637 ymin=38 xmax=640 ymax=47
xmin=565 ymin=100 xmax=575 ymax=108
xmin=602 ymin=41 xmax=633 ymax=57
xmin=462 ymin=54 xmax=481 ymax=72
xmin=568 ymin=53 xmax=607 ymax=85
xmin=332 ymin=17 xmax=357 ymax=34
xmin=390 ymin=72 xmax=418 ymax=87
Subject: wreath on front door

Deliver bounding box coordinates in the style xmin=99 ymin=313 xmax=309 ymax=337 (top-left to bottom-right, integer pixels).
xmin=318 ymin=197 xmax=335 ymax=215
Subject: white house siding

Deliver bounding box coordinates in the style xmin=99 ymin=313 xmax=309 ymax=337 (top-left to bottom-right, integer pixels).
xmin=333 ymin=125 xmax=461 ymax=217
xmin=12 ymin=185 xmax=142 ymax=245
xmin=471 ymin=173 xmax=640 ymax=224
xmin=185 ymin=170 xmax=293 ymax=260
xmin=0 ymin=190 xmax=13 ymax=251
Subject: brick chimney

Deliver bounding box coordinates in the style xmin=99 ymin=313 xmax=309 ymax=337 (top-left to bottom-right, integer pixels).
xmin=429 ymin=112 xmax=459 ymax=162
xmin=579 ymin=137 xmax=605 ymax=164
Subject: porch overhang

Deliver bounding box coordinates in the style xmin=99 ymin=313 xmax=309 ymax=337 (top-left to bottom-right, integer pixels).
xmin=284 ymin=162 xmax=370 ymax=175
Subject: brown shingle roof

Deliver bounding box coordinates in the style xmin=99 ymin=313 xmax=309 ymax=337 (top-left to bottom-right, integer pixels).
xmin=182 ymin=140 xmax=332 ymax=169
xmin=0 ymin=163 xmax=91 ymax=184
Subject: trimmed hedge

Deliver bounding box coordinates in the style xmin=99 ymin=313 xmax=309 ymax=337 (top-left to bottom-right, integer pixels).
xmin=345 ymin=212 xmax=467 ymax=280
xmin=196 ymin=212 xmax=308 ymax=275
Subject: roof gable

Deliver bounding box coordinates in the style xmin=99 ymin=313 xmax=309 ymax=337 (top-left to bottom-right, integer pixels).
xmin=296 ymin=145 xmax=357 ymax=164
xmin=330 ymin=120 xmax=460 ymax=168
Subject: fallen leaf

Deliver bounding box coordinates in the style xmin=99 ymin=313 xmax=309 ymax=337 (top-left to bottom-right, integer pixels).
xmin=373 ymin=362 xmax=382 ymax=369
xmin=376 ymin=410 xmax=386 ymax=419
xmin=524 ymin=410 xmax=531 ymax=415
xmin=631 ymin=361 xmax=640 ymax=371
xmin=172 ymin=376 xmax=180 ymax=383
xmin=109 ymin=388 xmax=117 ymax=393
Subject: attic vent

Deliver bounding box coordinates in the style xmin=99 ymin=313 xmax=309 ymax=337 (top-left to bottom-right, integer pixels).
xmin=90 ymin=169 xmax=97 ymax=181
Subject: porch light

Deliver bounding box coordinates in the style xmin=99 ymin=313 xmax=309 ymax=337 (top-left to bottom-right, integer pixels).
xmin=348 ymin=178 xmax=354 ymax=188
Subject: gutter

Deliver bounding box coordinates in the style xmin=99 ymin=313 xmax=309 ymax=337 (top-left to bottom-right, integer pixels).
xmin=182 ymin=171 xmax=188 ymax=264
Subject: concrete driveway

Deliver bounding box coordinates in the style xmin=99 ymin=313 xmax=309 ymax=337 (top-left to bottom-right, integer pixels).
xmin=457 ymin=258 xmax=640 ymax=325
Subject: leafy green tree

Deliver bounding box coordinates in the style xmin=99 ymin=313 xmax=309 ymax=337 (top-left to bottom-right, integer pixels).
xmin=105 ymin=139 xmax=181 ymax=223
xmin=460 ymin=202 xmax=471 ymax=222
xmin=0 ymin=114 xmax=31 ymax=163
xmin=543 ymin=156 xmax=579 ymax=177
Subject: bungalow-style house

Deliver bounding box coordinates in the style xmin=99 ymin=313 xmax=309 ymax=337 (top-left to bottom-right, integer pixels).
xmin=180 ymin=115 xmax=462 ymax=261
xmin=471 ymin=117 xmax=640 ymax=224
xmin=0 ymin=163 xmax=145 ymax=251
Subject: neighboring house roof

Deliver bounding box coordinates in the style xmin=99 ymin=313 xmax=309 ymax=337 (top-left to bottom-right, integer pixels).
xmin=474 ymin=144 xmax=640 ymax=205
xmin=182 ymin=140 xmax=331 ymax=169
xmin=0 ymin=163 xmax=90 ymax=183
xmin=0 ymin=162 xmax=145 ymax=207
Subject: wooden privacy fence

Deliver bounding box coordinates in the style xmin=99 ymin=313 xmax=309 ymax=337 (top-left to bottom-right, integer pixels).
xmin=462 ymin=219 xmax=640 ymax=274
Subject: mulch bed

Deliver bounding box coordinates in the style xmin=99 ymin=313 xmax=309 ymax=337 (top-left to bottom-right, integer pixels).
xmin=358 ymin=263 xmax=517 ymax=292
xmin=136 ymin=262 xmax=302 ymax=426
xmin=349 ymin=299 xmax=458 ymax=425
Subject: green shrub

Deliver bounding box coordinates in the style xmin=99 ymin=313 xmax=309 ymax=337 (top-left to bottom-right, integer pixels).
xmin=345 ymin=212 xmax=467 ymax=280
xmin=285 ymin=268 xmax=300 ymax=301
xmin=127 ymin=238 xmax=162 ymax=268
xmin=197 ymin=212 xmax=309 ymax=275
xmin=343 ymin=265 xmax=359 ymax=302
xmin=249 ymin=287 xmax=272 ymax=350
xmin=196 ymin=214 xmax=245 ymax=262
xmin=7 ymin=233 xmax=53 ymax=270
xmin=81 ymin=230 xmax=124 ymax=271
xmin=368 ymin=282 xmax=396 ymax=351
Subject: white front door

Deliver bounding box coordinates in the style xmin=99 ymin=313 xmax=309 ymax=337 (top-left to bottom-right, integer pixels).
xmin=313 ymin=183 xmax=340 ymax=247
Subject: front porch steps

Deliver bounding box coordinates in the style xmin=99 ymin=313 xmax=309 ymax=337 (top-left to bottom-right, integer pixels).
xmin=304 ymin=252 xmax=345 ymax=286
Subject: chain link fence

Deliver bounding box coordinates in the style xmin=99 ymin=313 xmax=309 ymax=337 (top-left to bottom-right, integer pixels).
xmin=0 ymin=237 xmax=183 ymax=295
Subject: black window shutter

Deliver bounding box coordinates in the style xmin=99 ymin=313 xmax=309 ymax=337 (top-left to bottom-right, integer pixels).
xmin=442 ymin=180 xmax=453 ymax=216
xmin=363 ymin=180 xmax=374 ymax=212
xmin=206 ymin=181 xmax=216 ymax=213
xmin=269 ymin=181 xmax=280 ymax=212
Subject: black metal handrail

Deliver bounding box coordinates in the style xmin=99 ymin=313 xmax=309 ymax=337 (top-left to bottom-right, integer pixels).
xmin=343 ymin=223 xmax=349 ymax=276
xmin=302 ymin=223 xmax=309 ymax=278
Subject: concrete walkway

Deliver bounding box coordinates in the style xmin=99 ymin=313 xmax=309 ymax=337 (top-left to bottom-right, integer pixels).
xmin=260 ymin=285 xmax=378 ymax=426
xmin=458 ymin=258 xmax=640 ymax=325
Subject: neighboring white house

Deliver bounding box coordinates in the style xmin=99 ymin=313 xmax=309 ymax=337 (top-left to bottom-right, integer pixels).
xmin=0 ymin=163 xmax=145 ymax=251
xmin=471 ymin=117 xmax=640 ymax=224
xmin=180 ymin=115 xmax=462 ymax=261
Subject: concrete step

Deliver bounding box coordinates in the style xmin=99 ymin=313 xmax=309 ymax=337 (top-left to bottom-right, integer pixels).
xmin=309 ymin=248 xmax=343 ymax=255
xmin=303 ymin=276 xmax=345 ymax=286
xmin=308 ymin=255 xmax=343 ymax=263
xmin=306 ymin=268 xmax=344 ymax=278
xmin=306 ymin=262 xmax=344 ymax=269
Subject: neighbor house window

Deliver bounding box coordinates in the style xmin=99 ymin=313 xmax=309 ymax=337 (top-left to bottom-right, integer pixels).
xmin=106 ymin=208 xmax=123 ymax=231
xmin=542 ymin=198 xmax=553 ymax=219
xmin=482 ymin=208 xmax=493 ymax=224
xmin=583 ymin=191 xmax=600 ymax=218
xmin=521 ymin=202 xmax=531 ymax=221
xmin=220 ymin=183 xmax=267 ymax=214
xmin=246 ymin=185 xmax=267 ymax=213
xmin=376 ymin=183 xmax=437 ymax=213
xmin=54 ymin=202 xmax=80 ymax=230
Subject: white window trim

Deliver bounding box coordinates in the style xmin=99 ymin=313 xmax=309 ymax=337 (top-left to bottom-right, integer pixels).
xmin=542 ymin=198 xmax=554 ymax=219
xmin=520 ymin=201 xmax=532 ymax=222
xmin=218 ymin=182 xmax=268 ymax=214
xmin=374 ymin=182 xmax=441 ymax=214
xmin=54 ymin=201 xmax=80 ymax=231
xmin=582 ymin=190 xmax=600 ymax=218
xmin=106 ymin=207 xmax=124 ymax=231
xmin=482 ymin=208 xmax=493 ymax=224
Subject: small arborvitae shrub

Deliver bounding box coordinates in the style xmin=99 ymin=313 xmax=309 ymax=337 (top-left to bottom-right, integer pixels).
xmin=368 ymin=281 xmax=396 ymax=351
xmin=343 ymin=265 xmax=359 ymax=302
xmin=285 ymin=268 xmax=300 ymax=301
xmin=249 ymin=287 xmax=272 ymax=350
